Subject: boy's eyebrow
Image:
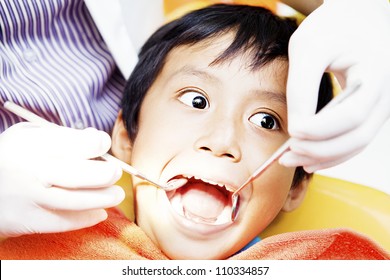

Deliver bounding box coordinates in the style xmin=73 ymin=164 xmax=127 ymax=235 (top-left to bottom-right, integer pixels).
xmin=171 ymin=65 xmax=221 ymax=84
xmin=251 ymin=89 xmax=287 ymax=106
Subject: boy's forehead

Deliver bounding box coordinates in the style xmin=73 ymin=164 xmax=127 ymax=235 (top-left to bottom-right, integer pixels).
xmin=161 ymin=38 xmax=289 ymax=95
xmin=166 ymin=34 xmax=235 ymax=66
xmin=162 ymin=32 xmax=288 ymax=77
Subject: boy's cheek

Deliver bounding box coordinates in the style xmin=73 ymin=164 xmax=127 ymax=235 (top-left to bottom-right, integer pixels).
xmin=246 ymin=171 xmax=296 ymax=220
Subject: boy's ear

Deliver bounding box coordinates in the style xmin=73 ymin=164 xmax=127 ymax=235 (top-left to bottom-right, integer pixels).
xmin=282 ymin=176 xmax=310 ymax=212
xmin=111 ymin=110 xmax=133 ymax=163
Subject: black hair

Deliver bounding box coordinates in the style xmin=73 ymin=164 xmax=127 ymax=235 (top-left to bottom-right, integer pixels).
xmin=121 ymin=4 xmax=333 ymax=187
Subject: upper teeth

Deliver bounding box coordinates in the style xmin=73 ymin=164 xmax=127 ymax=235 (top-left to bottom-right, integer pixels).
xmin=184 ymin=175 xmax=234 ymax=192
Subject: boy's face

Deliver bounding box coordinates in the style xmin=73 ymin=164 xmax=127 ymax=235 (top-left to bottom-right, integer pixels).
xmin=112 ymin=34 xmax=307 ymax=259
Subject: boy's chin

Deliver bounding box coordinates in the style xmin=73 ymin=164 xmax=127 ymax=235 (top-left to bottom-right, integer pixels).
xmin=159 ymin=238 xmax=237 ymax=260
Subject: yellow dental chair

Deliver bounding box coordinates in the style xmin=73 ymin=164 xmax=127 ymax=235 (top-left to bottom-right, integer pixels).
xmin=164 ymin=0 xmax=278 ymax=22
xmin=260 ymin=174 xmax=390 ymax=252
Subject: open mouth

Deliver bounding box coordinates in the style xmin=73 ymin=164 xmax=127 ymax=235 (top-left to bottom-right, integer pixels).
xmin=166 ymin=175 xmax=234 ymax=225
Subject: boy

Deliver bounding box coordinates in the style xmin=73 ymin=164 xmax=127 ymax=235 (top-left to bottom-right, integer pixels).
xmin=109 ymin=4 xmax=332 ymax=259
xmin=0 ymin=4 xmax=387 ymax=260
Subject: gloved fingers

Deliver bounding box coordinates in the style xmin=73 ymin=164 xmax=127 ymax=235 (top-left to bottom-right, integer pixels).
xmin=280 ymin=149 xmax=360 ymax=174
xmin=0 ymin=166 xmax=119 ymax=237
xmin=44 ymin=209 xmax=109 ymax=233
xmin=286 ymin=21 xmax=331 ymax=126
xmin=2 ymin=123 xmax=112 ymax=160
xmin=279 ymin=151 xmax=316 ymax=169
xmin=34 ymin=159 xmax=122 ymax=189
xmin=280 ymin=101 xmax=388 ymax=169
xmin=13 ymin=209 xmax=109 ymax=235
xmin=55 ymin=127 xmax=112 ymax=159
xmin=284 ymin=130 xmax=368 ymax=166
xmin=34 ymin=184 xmax=125 ymax=211
xmin=302 ymin=152 xmax=361 ymax=173
xmin=287 ymin=82 xmax=381 ymax=140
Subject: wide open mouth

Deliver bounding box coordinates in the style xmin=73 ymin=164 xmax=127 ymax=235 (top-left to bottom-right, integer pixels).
xmin=167 ymin=175 xmax=234 ymax=225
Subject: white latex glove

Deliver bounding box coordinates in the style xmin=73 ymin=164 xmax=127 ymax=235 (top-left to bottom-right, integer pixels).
xmin=280 ymin=0 xmax=390 ymax=172
xmin=0 ymin=123 xmax=124 ymax=237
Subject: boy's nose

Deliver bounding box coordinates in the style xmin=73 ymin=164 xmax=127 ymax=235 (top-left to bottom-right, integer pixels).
xmin=194 ymin=120 xmax=242 ymax=162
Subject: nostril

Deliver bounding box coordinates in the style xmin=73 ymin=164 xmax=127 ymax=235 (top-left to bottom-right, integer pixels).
xmin=223 ymin=153 xmax=234 ymax=159
xmin=199 ymin=146 xmax=235 ymax=159
xmin=199 ymin=146 xmax=212 ymax=152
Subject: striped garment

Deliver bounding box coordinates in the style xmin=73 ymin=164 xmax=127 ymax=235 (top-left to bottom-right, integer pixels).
xmin=0 ymin=0 xmax=126 ymax=133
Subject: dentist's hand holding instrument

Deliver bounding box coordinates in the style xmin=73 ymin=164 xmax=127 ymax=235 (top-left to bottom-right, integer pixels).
xmin=1 ymin=101 xmax=182 ymax=238
xmin=0 ymin=103 xmax=125 ymax=237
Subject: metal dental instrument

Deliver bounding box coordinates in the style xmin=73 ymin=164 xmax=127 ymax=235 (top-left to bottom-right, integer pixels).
xmin=3 ymin=101 xmax=174 ymax=191
xmin=100 ymin=153 xmax=175 ymax=190
xmin=230 ymin=82 xmax=362 ymax=222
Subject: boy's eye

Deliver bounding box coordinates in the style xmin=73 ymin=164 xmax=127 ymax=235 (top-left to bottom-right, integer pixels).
xmin=249 ymin=112 xmax=279 ymax=130
xmin=178 ymin=90 xmax=209 ymax=109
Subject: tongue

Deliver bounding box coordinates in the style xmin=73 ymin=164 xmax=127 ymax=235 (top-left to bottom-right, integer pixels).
xmin=181 ymin=182 xmax=227 ymax=221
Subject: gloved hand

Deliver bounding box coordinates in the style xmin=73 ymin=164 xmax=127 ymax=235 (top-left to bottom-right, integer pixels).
xmin=0 ymin=123 xmax=124 ymax=237
xmin=280 ymin=0 xmax=390 ymax=172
